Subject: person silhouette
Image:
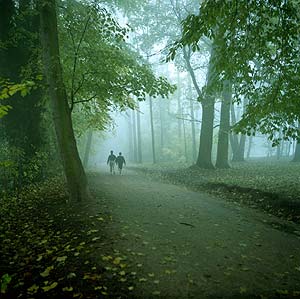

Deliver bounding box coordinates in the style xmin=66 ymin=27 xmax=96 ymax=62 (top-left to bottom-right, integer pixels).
xmin=115 ymin=152 xmax=126 ymax=174
xmin=107 ymin=150 xmax=116 ymax=174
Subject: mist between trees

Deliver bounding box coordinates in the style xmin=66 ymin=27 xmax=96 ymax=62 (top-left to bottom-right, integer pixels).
xmin=1 ymin=0 xmax=300 ymax=199
xmin=1 ymin=1 xmax=300 ymax=298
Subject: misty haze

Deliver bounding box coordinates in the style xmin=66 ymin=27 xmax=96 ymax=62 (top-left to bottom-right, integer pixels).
xmin=1 ymin=0 xmax=300 ymax=298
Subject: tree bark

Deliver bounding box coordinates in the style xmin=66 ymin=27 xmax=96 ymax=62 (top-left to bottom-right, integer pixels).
xmin=292 ymin=142 xmax=300 ymax=162
xmin=39 ymin=0 xmax=89 ymax=202
xmin=83 ymin=131 xmax=93 ymax=169
xmin=183 ymin=45 xmax=215 ymax=169
xmin=246 ymin=135 xmax=253 ymax=159
xmin=230 ymin=101 xmax=247 ymax=162
xmin=188 ymin=75 xmax=197 ymax=163
xmin=216 ymin=80 xmax=231 ymax=168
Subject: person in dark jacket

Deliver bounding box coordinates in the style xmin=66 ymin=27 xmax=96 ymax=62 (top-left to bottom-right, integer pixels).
xmin=107 ymin=150 xmax=116 ymax=174
xmin=115 ymin=152 xmax=126 ymax=174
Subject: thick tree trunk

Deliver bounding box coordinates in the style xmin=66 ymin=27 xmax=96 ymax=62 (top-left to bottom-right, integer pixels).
xmin=196 ymin=99 xmax=215 ymax=168
xmin=230 ymin=101 xmax=247 ymax=162
xmin=83 ymin=131 xmax=93 ymax=169
xmin=195 ymin=47 xmax=216 ymax=169
xmin=136 ymin=104 xmax=142 ymax=163
xmin=216 ymin=80 xmax=231 ymax=168
xmin=39 ymin=0 xmax=89 ymax=202
xmin=183 ymin=45 xmax=215 ymax=169
xmin=149 ymin=96 xmax=156 ymax=163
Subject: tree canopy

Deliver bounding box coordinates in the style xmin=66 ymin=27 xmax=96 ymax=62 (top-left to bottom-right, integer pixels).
xmin=168 ymin=0 xmax=300 ymax=143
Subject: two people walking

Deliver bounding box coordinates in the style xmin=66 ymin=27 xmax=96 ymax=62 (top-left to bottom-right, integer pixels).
xmin=107 ymin=150 xmax=126 ymax=175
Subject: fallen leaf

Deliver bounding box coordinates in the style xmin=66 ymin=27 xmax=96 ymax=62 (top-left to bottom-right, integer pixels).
xmin=42 ymin=282 xmax=58 ymax=292
xmin=40 ymin=266 xmax=54 ymax=277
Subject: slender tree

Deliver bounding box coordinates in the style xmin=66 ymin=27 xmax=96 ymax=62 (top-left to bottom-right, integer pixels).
xmin=132 ymin=109 xmax=138 ymax=163
xmin=149 ymin=96 xmax=156 ymax=163
xmin=136 ymin=103 xmax=142 ymax=163
xmin=188 ymin=75 xmax=197 ymax=162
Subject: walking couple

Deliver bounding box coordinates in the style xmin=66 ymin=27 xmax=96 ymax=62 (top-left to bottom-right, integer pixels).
xmin=107 ymin=150 xmax=126 ymax=175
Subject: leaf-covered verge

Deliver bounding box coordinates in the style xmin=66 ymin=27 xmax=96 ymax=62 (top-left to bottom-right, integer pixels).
xmin=130 ymin=160 xmax=300 ymax=225
xmin=0 ymin=176 xmax=136 ymax=298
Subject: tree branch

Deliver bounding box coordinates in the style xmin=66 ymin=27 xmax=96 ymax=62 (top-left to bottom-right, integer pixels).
xmin=72 ymin=94 xmax=97 ymax=106
xmin=70 ymin=13 xmax=92 ymax=111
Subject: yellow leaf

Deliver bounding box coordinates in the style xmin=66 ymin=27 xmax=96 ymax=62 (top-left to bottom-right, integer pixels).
xmin=42 ymin=282 xmax=58 ymax=292
xmin=128 ymin=286 xmax=134 ymax=291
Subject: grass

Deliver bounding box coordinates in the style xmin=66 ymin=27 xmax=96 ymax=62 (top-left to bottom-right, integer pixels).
xmin=131 ymin=159 xmax=300 ymax=223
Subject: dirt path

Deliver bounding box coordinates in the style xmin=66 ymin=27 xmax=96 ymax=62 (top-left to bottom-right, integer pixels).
xmin=90 ymin=169 xmax=300 ymax=299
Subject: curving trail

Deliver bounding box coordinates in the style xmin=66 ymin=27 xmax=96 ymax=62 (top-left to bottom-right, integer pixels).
xmin=90 ymin=168 xmax=300 ymax=299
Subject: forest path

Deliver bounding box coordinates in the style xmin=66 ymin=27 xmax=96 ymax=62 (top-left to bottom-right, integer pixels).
xmin=89 ymin=169 xmax=300 ymax=299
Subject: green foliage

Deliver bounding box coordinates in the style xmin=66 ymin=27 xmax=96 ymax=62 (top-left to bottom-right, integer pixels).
xmin=0 ymin=79 xmax=36 ymax=118
xmin=170 ymin=0 xmax=300 ymax=142
xmin=58 ymin=0 xmax=175 ymax=134
xmin=0 ymin=274 xmax=12 ymax=294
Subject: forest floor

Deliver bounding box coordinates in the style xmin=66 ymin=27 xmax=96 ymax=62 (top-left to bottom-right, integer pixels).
xmin=130 ymin=160 xmax=300 ymax=224
xmin=1 ymin=165 xmax=300 ymax=298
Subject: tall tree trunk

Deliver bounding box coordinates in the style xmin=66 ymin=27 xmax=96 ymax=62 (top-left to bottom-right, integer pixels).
xmin=216 ymin=80 xmax=231 ymax=168
xmin=188 ymin=75 xmax=197 ymax=162
xmin=159 ymin=98 xmax=164 ymax=158
xmin=292 ymin=125 xmax=300 ymax=162
xmin=83 ymin=131 xmax=93 ymax=169
xmin=231 ymin=100 xmax=247 ymax=162
xmin=246 ymin=135 xmax=253 ymax=159
xmin=177 ymin=72 xmax=182 ymax=142
xmin=183 ymin=119 xmax=188 ymax=162
xmin=196 ymin=47 xmax=216 ymax=169
xmin=127 ymin=112 xmax=134 ymax=162
xmin=293 ymin=142 xmax=300 ymax=162
xmin=136 ymin=103 xmax=142 ymax=163
xmin=149 ymin=96 xmax=156 ymax=163
xmin=39 ymin=0 xmax=89 ymax=202
xmin=132 ymin=109 xmax=137 ymax=163
xmin=183 ymin=45 xmax=215 ymax=169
